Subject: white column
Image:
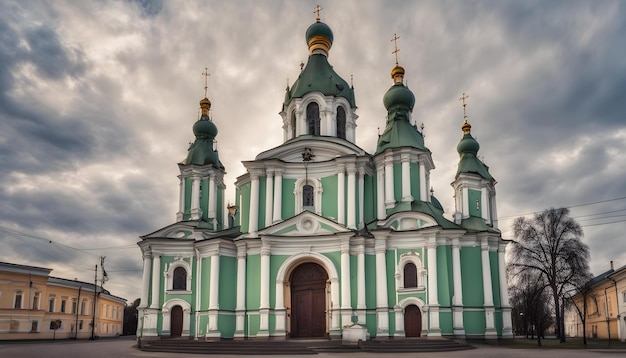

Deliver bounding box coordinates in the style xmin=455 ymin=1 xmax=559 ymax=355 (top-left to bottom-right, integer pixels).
xmin=347 ymin=165 xmax=356 ymax=229
xmin=259 ymin=244 xmax=270 ymax=334
xmin=235 ymin=243 xmax=247 ymax=336
xmin=462 ymin=188 xmax=469 ymax=218
xmin=427 ymin=238 xmax=440 ymax=334
xmin=375 ymin=237 xmax=389 ymax=335
xmin=401 ymin=153 xmax=412 ymax=202
xmin=481 ymin=187 xmax=489 ymax=223
xmin=481 ymin=238 xmax=497 ymax=338
xmin=265 ymin=170 xmax=274 ymax=228
xmin=356 ymin=245 xmax=366 ymax=323
xmin=376 ymin=167 xmax=385 ymax=220
xmin=195 ymin=248 xmax=202 ymax=338
xmin=248 ymin=173 xmax=260 ymax=235
xmin=340 ymin=239 xmax=352 ymax=325
xmin=451 ymin=238 xmax=465 ymax=335
xmin=273 ymin=170 xmax=283 ymax=223
xmin=491 ymin=193 xmax=499 ymax=229
xmin=190 ymin=176 xmax=201 ymax=220
xmin=419 ymin=161 xmax=427 ymax=201
xmin=208 ymin=174 xmax=216 ymax=225
xmin=150 ymin=255 xmax=161 ymax=309
xmin=384 ymin=156 xmax=395 ymax=208
xmin=337 ymin=166 xmax=345 ymax=225
xmin=177 ymin=176 xmax=184 ymax=221
xmin=140 ymin=254 xmax=151 ymax=308
xmin=498 ymin=243 xmax=513 ymax=337
xmin=209 ymin=254 xmax=220 ymax=310
xmin=358 ymin=168 xmax=365 ymax=227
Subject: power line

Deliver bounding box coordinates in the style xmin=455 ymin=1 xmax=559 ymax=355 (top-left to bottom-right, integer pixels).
xmin=498 ymin=196 xmax=626 ymax=219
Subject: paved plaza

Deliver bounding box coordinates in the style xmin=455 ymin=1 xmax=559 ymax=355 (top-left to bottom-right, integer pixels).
xmin=1 ymin=336 xmax=626 ymax=358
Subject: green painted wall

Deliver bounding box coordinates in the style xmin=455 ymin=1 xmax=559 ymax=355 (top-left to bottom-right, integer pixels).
xmin=365 ymin=254 xmax=376 ymax=309
xmin=463 ymin=310 xmax=486 ymax=335
xmin=219 ymin=256 xmax=237 ymax=310
xmin=200 ymin=178 xmax=208 ymax=221
xmin=437 ymin=245 xmax=452 ymax=307
xmin=460 ymin=247 xmax=483 ymax=307
xmin=440 ymin=311 xmax=453 ymax=334
xmin=258 ymin=176 xmax=267 ymax=230
xmin=248 ymin=314 xmax=260 ymax=336
xmin=490 ymin=251 xmax=501 ymax=307
xmin=218 ymin=313 xmax=236 ymax=338
xmin=235 ymin=188 xmax=241 ymax=226
xmin=410 ymin=162 xmax=420 ymax=200
xmin=393 ymin=163 xmax=402 ymax=203
xmin=282 ymin=178 xmax=296 ymax=219
xmin=217 ymin=186 xmax=224 ymax=230
xmin=184 ymin=177 xmax=192 ymax=220
xmin=350 ymin=255 xmax=357 ymax=308
xmin=366 ymin=313 xmax=377 ymax=337
xmin=274 ymin=224 xmax=297 ymax=235
xmin=386 ymin=251 xmax=396 ymax=306
xmin=198 ymin=315 xmax=208 ymax=336
xmin=364 ymin=175 xmax=375 ymax=223
xmin=201 ymin=257 xmax=211 ymax=310
xmin=246 ymin=254 xmax=261 ymax=309
xmin=495 ymin=311 xmax=503 ymax=335
xmin=321 ymin=176 xmax=338 ymax=220
xmin=270 ymin=255 xmax=289 ymax=308
xmin=468 ymin=189 xmax=482 ymax=217
xmin=240 ymin=183 xmax=251 ymax=233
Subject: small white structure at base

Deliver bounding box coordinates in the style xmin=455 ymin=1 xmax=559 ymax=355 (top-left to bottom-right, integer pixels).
xmin=342 ymin=323 xmax=370 ymax=346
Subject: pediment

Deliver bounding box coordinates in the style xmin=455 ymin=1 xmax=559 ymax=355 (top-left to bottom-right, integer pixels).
xmin=255 ymin=137 xmax=367 ymax=163
xmin=383 ymin=212 xmax=438 ymax=231
xmin=141 ymin=222 xmax=199 ymax=240
xmin=259 ymin=211 xmax=353 ymax=237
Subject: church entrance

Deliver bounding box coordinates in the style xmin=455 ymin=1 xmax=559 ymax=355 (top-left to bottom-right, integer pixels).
xmin=404 ymin=305 xmax=422 ymax=337
xmin=290 ymin=262 xmax=328 ymax=338
xmin=170 ymin=305 xmax=183 ymax=337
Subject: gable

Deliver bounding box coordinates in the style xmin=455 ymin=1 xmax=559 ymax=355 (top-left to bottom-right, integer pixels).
xmin=141 ymin=222 xmax=198 ymax=240
xmin=259 ymin=211 xmax=352 ymax=237
xmin=382 ymin=212 xmax=439 ymax=231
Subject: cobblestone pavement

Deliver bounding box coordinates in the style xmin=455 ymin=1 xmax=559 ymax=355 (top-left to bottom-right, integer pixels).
xmin=1 ymin=337 xmax=626 ymax=358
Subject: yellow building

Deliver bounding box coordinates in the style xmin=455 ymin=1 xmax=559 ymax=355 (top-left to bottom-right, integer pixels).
xmin=0 ymin=262 xmax=126 ymax=340
xmin=566 ymin=262 xmax=626 ymax=342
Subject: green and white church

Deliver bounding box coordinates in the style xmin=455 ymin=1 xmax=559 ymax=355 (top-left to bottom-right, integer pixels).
xmin=137 ymin=15 xmax=513 ymax=341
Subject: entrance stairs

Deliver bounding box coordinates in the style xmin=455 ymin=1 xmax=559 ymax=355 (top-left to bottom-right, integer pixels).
xmin=140 ymin=337 xmax=474 ymax=355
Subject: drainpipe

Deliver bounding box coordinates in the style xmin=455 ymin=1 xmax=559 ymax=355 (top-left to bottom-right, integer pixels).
xmin=75 ymin=286 xmax=82 ymax=339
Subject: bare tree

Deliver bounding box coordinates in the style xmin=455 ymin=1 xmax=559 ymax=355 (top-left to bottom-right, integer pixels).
xmin=508 ymin=270 xmax=552 ymax=346
xmin=509 ymin=207 xmax=590 ymax=342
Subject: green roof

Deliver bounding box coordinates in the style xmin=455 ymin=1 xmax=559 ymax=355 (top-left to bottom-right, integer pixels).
xmin=386 ymin=200 xmax=459 ymax=230
xmin=286 ymin=54 xmax=355 ymax=107
xmin=456 ymin=133 xmax=492 ymax=179
xmin=460 ymin=216 xmax=499 ymax=233
xmin=376 ymin=113 xmax=426 ymax=154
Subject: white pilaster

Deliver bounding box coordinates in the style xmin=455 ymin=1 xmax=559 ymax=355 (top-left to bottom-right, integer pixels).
xmin=140 ymin=253 xmax=151 ymax=308
xmin=498 ymin=243 xmax=513 ymax=337
xmin=419 ymin=162 xmax=427 ymax=201
xmin=248 ymin=172 xmax=260 ymax=235
xmin=235 ymin=242 xmax=247 ymax=336
xmin=347 ymin=165 xmax=356 ymax=229
xmin=265 ymin=170 xmax=273 ymax=228
xmin=358 ymin=168 xmax=365 ymax=227
xmin=451 ymin=239 xmax=465 ymax=336
xmin=491 ymin=193 xmax=499 ymax=229
xmin=337 ymin=165 xmax=345 ymax=225
xmin=375 ymin=237 xmax=389 ymax=336
xmin=340 ymin=239 xmax=352 ymax=325
xmin=177 ymin=176 xmax=184 ymax=221
xmin=209 ymin=254 xmax=220 ymax=310
xmin=401 ymin=153 xmax=412 ymax=202
xmin=259 ymin=244 xmax=270 ymax=335
xmin=376 ymin=167 xmax=385 ymax=220
xmin=481 ymin=187 xmax=489 ymax=224
xmin=356 ymin=245 xmax=366 ymax=323
xmin=427 ymin=237 xmax=440 ymax=335
xmin=462 ymin=187 xmax=469 ymax=218
xmin=384 ymin=156 xmax=395 ymax=208
xmin=481 ymin=238 xmax=497 ymax=338
xmin=190 ymin=176 xmax=201 ymax=220
xmin=273 ymin=170 xmax=283 ymax=223
xmin=150 ymin=255 xmax=161 ymax=309
xmin=208 ymin=174 xmax=216 ymax=225
xmin=195 ymin=248 xmax=202 ymax=339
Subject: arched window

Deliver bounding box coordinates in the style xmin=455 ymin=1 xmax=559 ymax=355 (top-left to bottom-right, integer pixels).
xmin=291 ymin=111 xmax=297 ymax=138
xmin=14 ymin=291 xmax=23 ymax=309
xmin=336 ymin=106 xmax=346 ymax=139
xmin=173 ymin=266 xmax=187 ymax=290
xmin=307 ymin=102 xmax=320 ymax=135
xmin=403 ymin=263 xmax=418 ymax=288
xmin=303 ymin=184 xmax=314 ymax=207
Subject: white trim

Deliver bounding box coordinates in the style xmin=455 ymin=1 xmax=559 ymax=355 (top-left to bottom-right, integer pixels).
xmin=294 ymin=177 xmax=323 ymax=215
xmin=165 ymin=258 xmax=192 ymax=292
xmin=162 ymin=298 xmax=192 ymax=337
xmin=395 ymin=252 xmax=426 ymax=292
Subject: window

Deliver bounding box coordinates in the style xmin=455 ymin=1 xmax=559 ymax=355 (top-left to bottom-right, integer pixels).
xmin=303 ymin=184 xmax=314 ymax=207
xmin=14 ymin=291 xmax=23 ymax=309
xmin=33 ymin=292 xmax=40 ymax=310
xmin=31 ymin=321 xmax=38 ymax=332
xmin=61 ymin=299 xmax=66 ymax=313
xmin=49 ymin=298 xmax=55 ymax=313
xmin=173 ymin=266 xmax=187 ymax=290
xmin=306 ymin=102 xmax=320 ymax=135
xmin=336 ymin=106 xmax=346 ymax=139
xmin=72 ymin=299 xmax=77 ymax=314
xmin=50 ymin=320 xmax=61 ymax=330
xmin=291 ymin=111 xmax=296 ymax=138
xmin=79 ymin=320 xmax=83 ymax=330
xmin=623 ymin=291 xmax=626 ymax=303
xmin=81 ymin=300 xmax=86 ymax=315
xmin=404 ymin=263 xmax=418 ymax=288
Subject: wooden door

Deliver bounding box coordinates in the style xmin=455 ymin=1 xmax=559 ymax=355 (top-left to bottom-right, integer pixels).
xmin=290 ymin=263 xmax=328 ymax=338
xmin=170 ymin=305 xmax=183 ymax=337
xmin=404 ymin=304 xmax=422 ymax=337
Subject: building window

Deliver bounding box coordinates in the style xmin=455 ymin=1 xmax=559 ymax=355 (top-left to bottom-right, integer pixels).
xmin=622 ymin=291 xmax=626 ymax=303
xmin=61 ymin=299 xmax=66 ymax=313
xmin=336 ymin=106 xmax=346 ymax=139
xmin=291 ymin=111 xmax=296 ymax=138
xmin=403 ymin=263 xmax=418 ymax=288
xmin=14 ymin=291 xmax=23 ymax=309
xmin=303 ymin=184 xmax=314 ymax=207
xmin=72 ymin=299 xmax=77 ymax=314
xmin=33 ymin=292 xmax=40 ymax=310
xmin=306 ymin=102 xmax=320 ymax=135
xmin=81 ymin=300 xmax=86 ymax=315
xmin=31 ymin=321 xmax=38 ymax=332
xmin=49 ymin=298 xmax=55 ymax=313
xmin=173 ymin=266 xmax=187 ymax=290
xmin=79 ymin=320 xmax=83 ymax=330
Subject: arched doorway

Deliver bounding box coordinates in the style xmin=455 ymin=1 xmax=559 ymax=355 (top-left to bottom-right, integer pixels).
xmin=170 ymin=305 xmax=183 ymax=337
xmin=404 ymin=304 xmax=422 ymax=337
xmin=290 ymin=262 xmax=328 ymax=338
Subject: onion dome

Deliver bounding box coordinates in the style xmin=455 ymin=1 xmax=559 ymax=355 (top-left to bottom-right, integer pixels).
xmin=182 ymin=97 xmax=222 ymax=168
xmin=306 ymin=21 xmax=333 ymax=56
xmin=193 ymin=97 xmax=218 ymax=139
xmin=383 ymin=81 xmax=415 ymax=111
xmin=456 ymin=122 xmax=479 ymax=155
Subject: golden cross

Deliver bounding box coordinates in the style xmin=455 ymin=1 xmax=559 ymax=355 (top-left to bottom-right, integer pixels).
xmin=459 ymin=93 xmax=469 ymax=122
xmin=314 ymin=5 xmax=323 ymax=21
xmin=202 ymin=68 xmax=211 ymax=97
xmin=391 ymin=33 xmax=400 ymax=65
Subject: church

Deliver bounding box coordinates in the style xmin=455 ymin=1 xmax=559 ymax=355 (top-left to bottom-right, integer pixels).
xmin=136 ymin=12 xmax=513 ymax=342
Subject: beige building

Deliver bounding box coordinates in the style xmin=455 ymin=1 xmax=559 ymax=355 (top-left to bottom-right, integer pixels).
xmin=0 ymin=262 xmax=126 ymax=340
xmin=566 ymin=262 xmax=626 ymax=342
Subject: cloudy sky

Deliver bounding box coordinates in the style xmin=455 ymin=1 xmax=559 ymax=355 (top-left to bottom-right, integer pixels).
xmin=1 ymin=0 xmax=625 ymax=302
